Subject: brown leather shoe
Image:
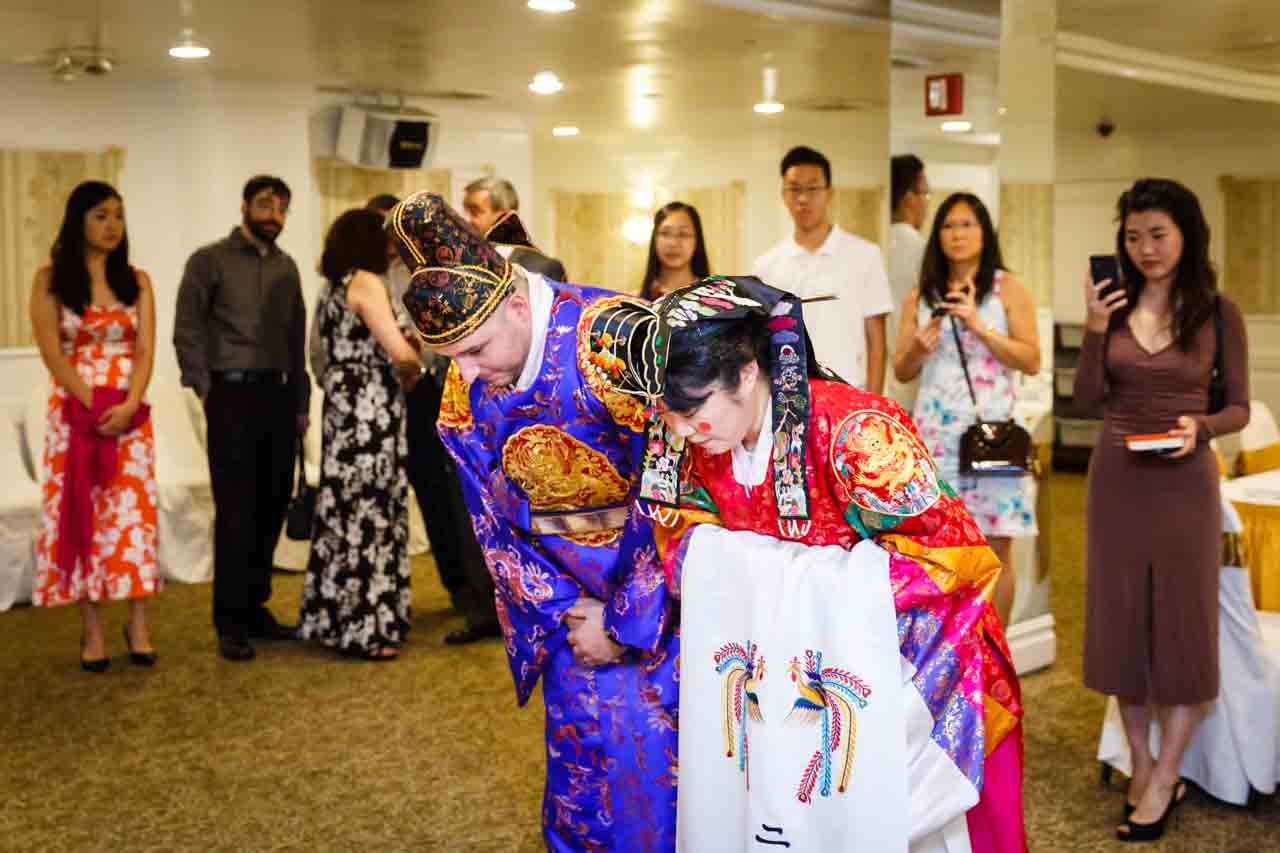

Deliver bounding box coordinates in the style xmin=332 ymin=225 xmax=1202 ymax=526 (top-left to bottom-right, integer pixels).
xmin=218 ymin=634 xmax=256 ymax=662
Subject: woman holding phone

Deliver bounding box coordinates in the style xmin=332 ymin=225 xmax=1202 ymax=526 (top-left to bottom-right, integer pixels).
xmin=1075 ymin=178 xmax=1250 ymax=842
xmin=893 ymin=192 xmax=1041 ymax=627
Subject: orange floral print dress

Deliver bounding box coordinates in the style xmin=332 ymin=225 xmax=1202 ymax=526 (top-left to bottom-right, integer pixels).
xmin=33 ymin=302 xmax=159 ymax=606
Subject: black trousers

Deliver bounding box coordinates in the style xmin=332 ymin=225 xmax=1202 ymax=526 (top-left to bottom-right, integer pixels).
xmin=405 ymin=373 xmax=497 ymax=629
xmin=205 ymin=380 xmax=295 ymax=636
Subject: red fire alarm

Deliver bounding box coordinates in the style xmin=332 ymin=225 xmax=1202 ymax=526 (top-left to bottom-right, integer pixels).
xmin=924 ymin=73 xmax=964 ymax=116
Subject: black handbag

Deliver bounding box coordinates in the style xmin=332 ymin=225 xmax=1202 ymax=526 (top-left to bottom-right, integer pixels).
xmin=952 ymin=319 xmax=1034 ymax=476
xmin=285 ymin=438 xmax=316 ymax=541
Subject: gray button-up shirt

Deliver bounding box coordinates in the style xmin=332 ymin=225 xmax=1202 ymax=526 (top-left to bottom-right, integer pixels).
xmin=174 ymin=226 xmax=310 ymax=413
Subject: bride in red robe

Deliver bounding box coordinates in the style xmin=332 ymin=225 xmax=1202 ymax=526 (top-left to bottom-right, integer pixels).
xmin=586 ymin=276 xmax=1026 ymax=852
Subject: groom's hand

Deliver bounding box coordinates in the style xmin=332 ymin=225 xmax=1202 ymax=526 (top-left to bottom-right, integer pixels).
xmin=566 ymin=597 xmax=624 ymax=667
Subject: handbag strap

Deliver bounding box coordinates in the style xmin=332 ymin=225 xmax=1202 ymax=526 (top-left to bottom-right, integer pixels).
xmin=1210 ymin=295 xmax=1223 ymax=400
xmin=949 ymin=317 xmax=980 ymax=416
xmin=295 ymin=436 xmax=309 ymax=492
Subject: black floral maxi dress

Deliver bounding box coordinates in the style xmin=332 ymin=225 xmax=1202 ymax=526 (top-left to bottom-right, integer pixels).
xmin=298 ymin=274 xmax=411 ymax=655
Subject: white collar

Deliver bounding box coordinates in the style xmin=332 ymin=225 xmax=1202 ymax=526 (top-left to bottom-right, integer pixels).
xmin=788 ymin=223 xmax=840 ymax=257
xmin=730 ymin=396 xmax=773 ymax=492
xmin=514 ymin=271 xmax=553 ymax=392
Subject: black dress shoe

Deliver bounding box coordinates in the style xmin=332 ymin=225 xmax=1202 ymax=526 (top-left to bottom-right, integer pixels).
xmin=247 ymin=613 xmax=297 ymax=641
xmin=1117 ymin=780 xmax=1185 ymax=843
xmin=80 ymin=656 xmax=110 ymax=673
xmin=218 ymin=634 xmax=256 ymax=662
xmin=122 ymin=625 xmax=158 ymax=667
xmin=80 ymin=634 xmax=110 ymax=673
xmin=444 ymin=623 xmax=502 ymax=646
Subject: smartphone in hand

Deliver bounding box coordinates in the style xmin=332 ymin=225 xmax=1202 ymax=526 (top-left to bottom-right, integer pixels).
xmin=1089 ymin=254 xmax=1123 ymax=301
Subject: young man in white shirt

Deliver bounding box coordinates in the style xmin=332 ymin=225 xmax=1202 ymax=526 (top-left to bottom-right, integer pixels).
xmin=752 ymin=145 xmax=894 ymax=393
xmin=886 ymin=154 xmax=930 ymax=406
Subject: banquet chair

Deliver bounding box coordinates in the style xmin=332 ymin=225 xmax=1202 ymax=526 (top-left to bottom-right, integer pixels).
xmin=0 ymin=420 xmax=40 ymax=611
xmin=147 ymin=381 xmax=215 ymax=584
xmin=1236 ymin=400 xmax=1280 ymax=477
xmin=1096 ymin=497 xmax=1280 ymax=806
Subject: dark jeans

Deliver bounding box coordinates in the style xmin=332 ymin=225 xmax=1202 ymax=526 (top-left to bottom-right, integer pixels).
xmin=405 ymin=374 xmax=497 ymax=629
xmin=205 ymin=380 xmax=295 ymax=637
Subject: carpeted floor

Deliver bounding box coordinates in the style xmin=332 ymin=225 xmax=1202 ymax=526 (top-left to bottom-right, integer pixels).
xmin=1 ymin=472 xmax=1277 ymax=851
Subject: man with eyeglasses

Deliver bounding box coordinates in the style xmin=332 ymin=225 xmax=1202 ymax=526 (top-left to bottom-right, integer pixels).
xmin=752 ymin=145 xmax=894 ymax=394
xmin=887 ymin=154 xmax=931 ymax=405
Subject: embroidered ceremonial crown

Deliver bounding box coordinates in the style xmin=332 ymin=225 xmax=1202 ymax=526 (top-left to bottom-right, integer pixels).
xmin=388 ymin=191 xmax=514 ymax=346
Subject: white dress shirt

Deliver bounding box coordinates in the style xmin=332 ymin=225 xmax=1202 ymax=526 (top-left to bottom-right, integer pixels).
xmin=514 ymin=272 xmax=554 ymax=392
xmin=752 ymin=224 xmax=894 ymax=388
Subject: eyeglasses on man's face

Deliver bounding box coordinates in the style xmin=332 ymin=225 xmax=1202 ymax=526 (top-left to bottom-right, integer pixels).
xmin=782 ymin=183 xmax=829 ymax=199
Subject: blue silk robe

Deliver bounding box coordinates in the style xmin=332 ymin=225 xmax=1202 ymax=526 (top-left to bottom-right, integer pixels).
xmin=435 ymin=281 xmax=678 ymax=852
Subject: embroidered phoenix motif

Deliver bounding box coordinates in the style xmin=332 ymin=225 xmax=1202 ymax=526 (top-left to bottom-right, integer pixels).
xmin=785 ymin=649 xmax=872 ymax=803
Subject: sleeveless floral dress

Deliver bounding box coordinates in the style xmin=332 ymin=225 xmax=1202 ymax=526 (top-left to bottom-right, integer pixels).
xmin=34 ymin=302 xmax=160 ymax=606
xmin=297 ymin=275 xmax=411 ymax=654
xmin=912 ymin=273 xmax=1037 ymax=538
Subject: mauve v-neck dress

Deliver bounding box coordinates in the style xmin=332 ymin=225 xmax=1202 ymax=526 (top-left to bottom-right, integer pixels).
xmin=1074 ymin=296 xmax=1250 ymax=705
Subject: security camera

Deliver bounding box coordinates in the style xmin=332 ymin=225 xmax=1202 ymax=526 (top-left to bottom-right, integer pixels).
xmin=1096 ymin=116 xmax=1116 ymax=138
xmin=83 ymin=55 xmax=114 ymax=75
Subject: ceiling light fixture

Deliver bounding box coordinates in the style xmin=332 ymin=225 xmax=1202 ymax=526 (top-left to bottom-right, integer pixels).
xmin=169 ymin=29 xmax=211 ymax=59
xmin=552 ymin=125 xmax=580 ymax=137
xmin=529 ymin=71 xmax=563 ymax=95
xmin=528 ymin=0 xmax=576 ymax=11
xmin=941 ymin=120 xmax=973 ymax=133
xmin=754 ymin=67 xmax=784 ymax=115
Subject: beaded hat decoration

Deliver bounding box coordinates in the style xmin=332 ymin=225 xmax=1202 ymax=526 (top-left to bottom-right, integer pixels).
xmin=587 ymin=275 xmax=819 ymax=522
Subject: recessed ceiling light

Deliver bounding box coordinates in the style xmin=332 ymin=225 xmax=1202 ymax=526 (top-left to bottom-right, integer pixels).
xmin=941 ymin=120 xmax=972 ymax=133
xmin=529 ymin=71 xmax=563 ymax=95
xmin=552 ymin=125 xmax=580 ymax=137
xmin=754 ymin=101 xmax=784 ymax=114
xmin=528 ymin=0 xmax=576 ymax=11
xmin=169 ymin=28 xmax=211 ymax=60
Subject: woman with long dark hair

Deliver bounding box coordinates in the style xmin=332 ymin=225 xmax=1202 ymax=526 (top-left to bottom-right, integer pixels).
xmin=639 ymin=201 xmax=710 ymax=300
xmin=585 ymin=276 xmax=1026 ymax=850
xmin=296 ymin=208 xmax=423 ymax=660
xmin=892 ymin=193 xmax=1040 ymax=626
xmin=1075 ymin=178 xmax=1250 ymax=842
xmin=29 ymin=181 xmax=159 ymax=671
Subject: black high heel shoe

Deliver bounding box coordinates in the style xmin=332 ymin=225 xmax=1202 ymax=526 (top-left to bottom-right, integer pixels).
xmin=123 ymin=625 xmax=158 ymax=667
xmin=80 ymin=635 xmax=109 ymax=673
xmin=1117 ymin=780 xmax=1185 ymax=843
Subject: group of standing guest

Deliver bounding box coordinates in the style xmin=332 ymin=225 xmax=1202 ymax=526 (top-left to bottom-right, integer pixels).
xmin=27 ymin=173 xmax=509 ymax=667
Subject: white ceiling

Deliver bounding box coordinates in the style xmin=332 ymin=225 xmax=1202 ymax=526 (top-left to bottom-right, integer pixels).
xmin=0 ymin=0 xmax=889 ymax=134
xmin=890 ymin=0 xmax=1280 ymax=152
xmin=1060 ymin=0 xmax=1280 ymax=74
xmin=1056 ymin=65 xmax=1280 ymax=135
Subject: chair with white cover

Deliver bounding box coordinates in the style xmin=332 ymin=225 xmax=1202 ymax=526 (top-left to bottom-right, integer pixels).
xmin=0 ymin=420 xmax=41 ymax=611
xmin=1234 ymin=399 xmax=1280 ymax=476
xmin=147 ymin=380 xmax=215 ymax=584
xmin=1097 ymin=496 xmax=1280 ymax=806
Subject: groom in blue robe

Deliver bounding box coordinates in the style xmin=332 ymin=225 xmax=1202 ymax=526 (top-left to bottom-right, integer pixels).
xmin=388 ymin=191 xmax=678 ymax=851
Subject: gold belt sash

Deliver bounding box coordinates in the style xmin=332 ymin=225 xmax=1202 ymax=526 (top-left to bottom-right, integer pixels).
xmin=529 ymin=505 xmax=631 ymax=536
